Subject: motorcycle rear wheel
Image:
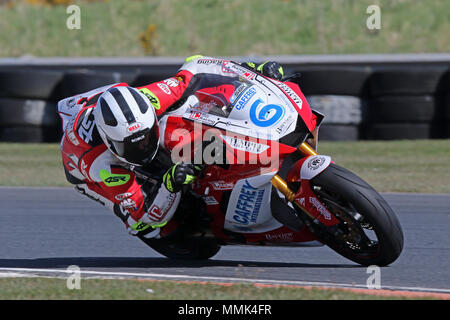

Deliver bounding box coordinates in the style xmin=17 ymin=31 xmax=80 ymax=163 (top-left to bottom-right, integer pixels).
xmin=309 ymin=164 xmax=404 ymax=266
xmin=140 ymin=236 xmax=221 ymax=260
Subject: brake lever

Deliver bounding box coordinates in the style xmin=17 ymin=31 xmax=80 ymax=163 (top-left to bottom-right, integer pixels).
xmin=282 ymin=72 xmax=302 ymax=83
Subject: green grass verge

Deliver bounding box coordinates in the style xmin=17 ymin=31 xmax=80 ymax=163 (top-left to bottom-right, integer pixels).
xmin=1 ymin=0 xmax=449 ymax=57
xmin=0 ymin=143 xmax=70 ymax=187
xmin=318 ymin=139 xmax=450 ymax=194
xmin=0 ymin=277 xmax=435 ymax=300
xmin=0 ymin=140 xmax=449 ymax=193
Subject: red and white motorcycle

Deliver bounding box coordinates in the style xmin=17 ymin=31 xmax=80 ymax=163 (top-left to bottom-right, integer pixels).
xmin=136 ymin=61 xmax=404 ymax=266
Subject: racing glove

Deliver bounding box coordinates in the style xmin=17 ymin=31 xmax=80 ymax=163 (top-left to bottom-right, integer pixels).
xmin=242 ymin=61 xmax=284 ymax=80
xmin=163 ymin=163 xmax=202 ymax=193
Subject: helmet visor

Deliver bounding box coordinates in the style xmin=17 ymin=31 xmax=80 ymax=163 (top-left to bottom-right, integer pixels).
xmin=108 ymin=126 xmax=159 ymax=166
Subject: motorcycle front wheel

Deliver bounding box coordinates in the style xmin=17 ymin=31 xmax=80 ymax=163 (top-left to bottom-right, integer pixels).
xmin=308 ymin=164 xmax=404 ymax=266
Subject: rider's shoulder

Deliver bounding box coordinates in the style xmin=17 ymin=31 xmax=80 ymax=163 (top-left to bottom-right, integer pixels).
xmin=73 ymin=106 xmax=103 ymax=148
xmin=58 ymin=83 xmax=122 ymax=122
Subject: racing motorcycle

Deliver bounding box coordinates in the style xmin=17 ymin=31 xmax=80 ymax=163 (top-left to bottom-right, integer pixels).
xmin=134 ymin=61 xmax=404 ymax=266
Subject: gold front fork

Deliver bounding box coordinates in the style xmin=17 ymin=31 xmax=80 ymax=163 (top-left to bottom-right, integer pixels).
xmin=270 ymin=141 xmax=318 ymax=202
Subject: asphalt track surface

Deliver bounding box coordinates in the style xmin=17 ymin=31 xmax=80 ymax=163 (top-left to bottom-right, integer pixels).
xmin=0 ymin=187 xmax=449 ymax=293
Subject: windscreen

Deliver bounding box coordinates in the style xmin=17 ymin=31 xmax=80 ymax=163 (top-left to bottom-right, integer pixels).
xmin=189 ymin=71 xmax=254 ymax=118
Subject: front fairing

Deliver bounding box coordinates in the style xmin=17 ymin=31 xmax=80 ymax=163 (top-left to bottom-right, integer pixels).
xmin=179 ymin=61 xmax=309 ymax=142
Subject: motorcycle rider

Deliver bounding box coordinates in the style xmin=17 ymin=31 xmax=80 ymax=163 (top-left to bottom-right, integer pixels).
xmin=58 ymin=55 xmax=285 ymax=240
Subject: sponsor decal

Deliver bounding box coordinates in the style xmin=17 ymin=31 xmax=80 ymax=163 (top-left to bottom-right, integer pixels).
xmin=165 ymin=192 xmax=176 ymax=207
xmin=132 ymin=221 xmax=151 ymax=231
xmin=241 ymin=71 xmax=256 ymax=80
xmin=309 ymin=197 xmax=332 ymax=220
xmin=221 ymin=135 xmax=269 ymax=154
xmin=233 ymin=86 xmax=257 ymax=110
xmin=131 ymin=134 xmax=145 ymax=143
xmin=120 ymin=198 xmax=137 ymax=210
xmin=198 ymin=58 xmax=233 ymax=74
xmin=163 ymin=77 xmax=180 ymax=87
xmin=230 ymin=83 xmax=250 ymax=104
xmin=197 ymin=58 xmax=224 ymax=65
xmin=274 ymin=82 xmax=303 ymax=108
xmin=148 ymin=205 xmax=163 ymax=221
xmin=127 ymin=122 xmax=141 ymax=133
xmin=189 ymin=111 xmax=202 ymax=119
xmin=233 ymin=180 xmax=265 ymax=225
xmin=250 ymin=99 xmax=285 ymax=127
xmin=275 ymin=115 xmax=294 ymax=134
xmin=115 ymin=192 xmax=133 ymax=201
xmin=78 ymin=110 xmax=95 ymax=143
xmin=227 ymin=63 xmax=255 ymax=77
xmin=157 ymin=83 xmax=171 ymax=95
xmin=296 ymin=197 xmax=305 ymax=206
xmin=99 ymin=169 xmax=130 ymax=187
xmin=103 ymin=175 xmax=129 ymax=186
xmin=221 ymin=65 xmax=234 ymax=74
xmin=202 ymin=196 xmax=219 ymax=205
xmin=265 ymin=232 xmax=294 ymax=242
xmin=209 ymin=180 xmax=234 ymax=190
xmin=300 ymin=155 xmax=331 ymax=180
xmin=139 ymin=88 xmax=161 ymax=110
xmin=186 ymin=110 xmax=216 ymax=125
xmin=220 ymin=60 xmax=237 ymax=74
xmin=146 ymin=192 xmax=177 ymax=222
xmin=307 ymin=157 xmax=326 ymax=170
xmin=66 ymin=97 xmax=76 ymax=108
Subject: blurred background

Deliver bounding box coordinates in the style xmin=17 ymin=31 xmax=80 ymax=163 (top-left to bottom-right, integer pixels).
xmin=0 ymin=0 xmax=449 ymax=143
xmin=1 ymin=0 xmax=449 ymax=57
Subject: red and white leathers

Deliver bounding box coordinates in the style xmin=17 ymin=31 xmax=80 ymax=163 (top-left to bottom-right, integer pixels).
xmin=58 ymin=55 xmax=314 ymax=238
xmin=58 ymin=56 xmax=224 ymax=238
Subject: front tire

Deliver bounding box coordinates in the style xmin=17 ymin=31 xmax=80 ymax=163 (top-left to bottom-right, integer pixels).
xmin=309 ymin=164 xmax=404 ymax=266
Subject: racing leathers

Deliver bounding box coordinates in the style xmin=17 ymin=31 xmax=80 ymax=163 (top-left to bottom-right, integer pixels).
xmin=58 ymin=55 xmax=288 ymax=239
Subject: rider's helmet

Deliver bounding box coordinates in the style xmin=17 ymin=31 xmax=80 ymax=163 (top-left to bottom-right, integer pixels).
xmin=94 ymin=86 xmax=159 ymax=166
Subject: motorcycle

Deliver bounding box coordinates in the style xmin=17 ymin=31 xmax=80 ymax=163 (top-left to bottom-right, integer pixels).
xmin=135 ymin=61 xmax=404 ymax=266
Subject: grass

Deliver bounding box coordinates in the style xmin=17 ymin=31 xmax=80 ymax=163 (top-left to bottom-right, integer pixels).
xmin=0 ymin=0 xmax=449 ymax=57
xmin=0 ymin=277 xmax=438 ymax=300
xmin=0 ymin=140 xmax=449 ymax=193
xmin=0 ymin=143 xmax=69 ymax=187
xmin=318 ymin=140 xmax=450 ymax=194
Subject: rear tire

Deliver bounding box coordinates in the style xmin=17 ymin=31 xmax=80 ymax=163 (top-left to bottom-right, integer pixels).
xmin=140 ymin=236 xmax=221 ymax=260
xmin=310 ymin=164 xmax=404 ymax=266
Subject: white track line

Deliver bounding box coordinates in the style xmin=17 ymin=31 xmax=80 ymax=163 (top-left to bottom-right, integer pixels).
xmin=1 ymin=267 xmax=449 ymax=294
